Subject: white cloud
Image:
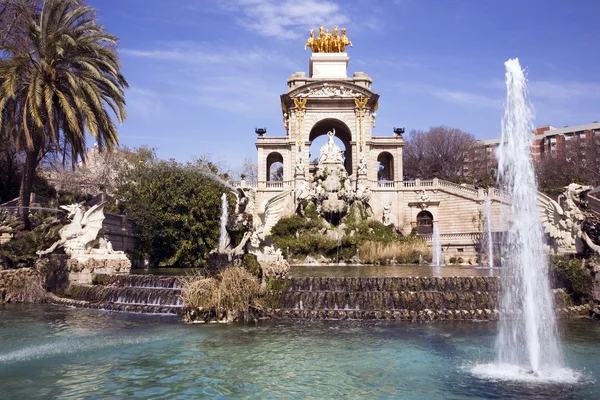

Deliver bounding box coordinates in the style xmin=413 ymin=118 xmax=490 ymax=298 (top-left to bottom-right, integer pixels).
xmin=204 ymin=0 xmax=349 ymax=39
xmin=126 ymin=87 xmax=163 ymax=120
xmin=121 ymin=44 xmax=298 ymax=71
xmin=432 ymin=89 xmax=502 ymax=109
xmin=529 ymin=80 xmax=600 ymax=103
xmin=121 ymin=42 xmax=294 ymax=116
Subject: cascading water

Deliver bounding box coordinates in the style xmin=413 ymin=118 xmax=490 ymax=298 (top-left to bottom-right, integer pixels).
xmin=432 ymin=222 xmax=443 ymax=267
xmin=483 ymin=199 xmax=494 ymax=269
xmin=472 ymin=58 xmax=579 ymax=383
xmin=219 ymin=193 xmax=228 ymax=250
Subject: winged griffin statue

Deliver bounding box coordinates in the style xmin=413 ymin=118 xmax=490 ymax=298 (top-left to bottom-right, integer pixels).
xmin=537 ymin=183 xmax=600 ymax=254
xmin=37 ymin=203 xmax=110 ymax=257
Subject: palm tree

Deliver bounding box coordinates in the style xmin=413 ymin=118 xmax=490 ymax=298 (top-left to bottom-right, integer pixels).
xmin=0 ymin=0 xmax=128 ymax=229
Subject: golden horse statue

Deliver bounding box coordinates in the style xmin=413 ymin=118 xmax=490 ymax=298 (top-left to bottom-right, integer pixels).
xmin=305 ymin=25 xmax=352 ymax=53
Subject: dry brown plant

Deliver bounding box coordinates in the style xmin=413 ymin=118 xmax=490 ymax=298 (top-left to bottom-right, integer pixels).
xmin=359 ymin=240 xmax=431 ymax=264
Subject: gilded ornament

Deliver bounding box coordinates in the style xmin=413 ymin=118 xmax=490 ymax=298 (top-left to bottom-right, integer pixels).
xmin=305 ymin=25 xmax=353 ymax=53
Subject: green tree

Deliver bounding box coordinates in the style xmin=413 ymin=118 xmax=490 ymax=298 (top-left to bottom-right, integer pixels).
xmin=0 ymin=0 xmax=128 ymax=229
xmin=115 ymin=159 xmax=235 ymax=267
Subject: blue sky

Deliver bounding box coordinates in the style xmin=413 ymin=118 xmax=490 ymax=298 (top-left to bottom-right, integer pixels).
xmin=87 ymin=0 xmax=600 ymax=169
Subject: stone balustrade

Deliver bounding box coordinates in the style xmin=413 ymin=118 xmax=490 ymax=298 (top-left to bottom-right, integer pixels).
xmin=229 ymin=178 xmax=509 ymax=202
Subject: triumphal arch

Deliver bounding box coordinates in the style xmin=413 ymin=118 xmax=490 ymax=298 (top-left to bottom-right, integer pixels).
xmin=240 ymin=25 xmax=506 ymax=260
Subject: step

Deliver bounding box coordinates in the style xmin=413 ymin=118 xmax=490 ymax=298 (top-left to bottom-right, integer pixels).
xmin=47 ymin=293 xmax=182 ymax=315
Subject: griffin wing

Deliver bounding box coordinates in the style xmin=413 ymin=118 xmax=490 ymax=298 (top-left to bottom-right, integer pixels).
xmin=537 ymin=192 xmax=565 ymax=239
xmin=79 ymin=203 xmax=106 ymax=246
xmin=262 ymin=189 xmax=291 ymax=236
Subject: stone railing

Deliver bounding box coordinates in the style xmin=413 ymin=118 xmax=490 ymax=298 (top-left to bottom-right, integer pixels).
xmin=230 ymin=180 xmax=258 ymax=189
xmin=266 ymin=181 xmax=285 ymax=189
xmin=421 ymin=232 xmax=481 ymax=243
xmin=228 ymin=178 xmax=510 ymax=201
xmin=377 ymin=181 xmax=396 ymax=188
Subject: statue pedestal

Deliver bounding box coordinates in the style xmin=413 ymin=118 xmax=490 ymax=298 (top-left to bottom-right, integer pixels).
xmin=68 ymin=253 xmax=131 ymax=284
xmin=310 ymin=53 xmax=348 ymax=78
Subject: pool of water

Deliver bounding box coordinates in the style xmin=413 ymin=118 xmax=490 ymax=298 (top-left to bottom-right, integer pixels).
xmin=1 ymin=304 xmax=598 ymax=399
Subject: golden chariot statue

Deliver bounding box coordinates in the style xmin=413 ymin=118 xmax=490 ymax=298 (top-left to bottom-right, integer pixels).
xmin=305 ymin=25 xmax=352 ymax=53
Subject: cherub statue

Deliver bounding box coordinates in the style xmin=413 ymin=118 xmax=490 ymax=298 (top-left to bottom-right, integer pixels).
xmin=37 ymin=203 xmax=107 ymax=256
xmin=382 ymin=201 xmax=392 ymax=226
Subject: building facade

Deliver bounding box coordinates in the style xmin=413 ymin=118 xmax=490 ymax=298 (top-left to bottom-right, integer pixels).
xmin=233 ymin=27 xmax=508 ymax=262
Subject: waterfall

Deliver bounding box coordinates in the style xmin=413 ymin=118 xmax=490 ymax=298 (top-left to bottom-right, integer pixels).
xmin=432 ymin=222 xmax=443 ymax=267
xmin=483 ymin=199 xmax=494 ymax=268
xmin=219 ymin=193 xmax=228 ymax=251
xmin=472 ymin=58 xmax=578 ymax=383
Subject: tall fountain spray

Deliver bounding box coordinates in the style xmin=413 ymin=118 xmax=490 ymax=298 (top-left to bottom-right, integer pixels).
xmin=432 ymin=222 xmax=443 ymax=268
xmin=219 ymin=193 xmax=228 ymax=251
xmin=472 ymin=58 xmax=578 ymax=383
xmin=483 ymin=199 xmax=494 ymax=269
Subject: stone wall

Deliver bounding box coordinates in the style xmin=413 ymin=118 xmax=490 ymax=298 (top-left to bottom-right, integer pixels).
xmin=260 ymin=276 xmax=590 ymax=321
xmin=103 ymin=213 xmax=139 ymax=253
xmin=0 ymin=268 xmax=45 ymax=303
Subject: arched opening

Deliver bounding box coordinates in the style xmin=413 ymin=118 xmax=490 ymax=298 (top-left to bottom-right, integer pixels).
xmin=416 ymin=210 xmax=434 ymax=234
xmin=266 ymin=152 xmax=283 ymax=181
xmin=308 ymin=118 xmax=353 ymax=175
xmin=377 ymin=152 xmax=394 ymax=181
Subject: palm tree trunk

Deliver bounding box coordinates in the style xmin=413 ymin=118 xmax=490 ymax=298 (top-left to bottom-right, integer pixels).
xmin=17 ymin=149 xmax=38 ymax=230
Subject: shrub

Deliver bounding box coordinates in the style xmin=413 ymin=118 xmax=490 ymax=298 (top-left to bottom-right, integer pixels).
xmin=115 ymin=159 xmax=235 ymax=267
xmin=180 ymin=267 xmax=262 ymax=320
xmin=0 ymin=214 xmax=63 ymax=269
xmin=551 ymin=256 xmax=592 ymax=299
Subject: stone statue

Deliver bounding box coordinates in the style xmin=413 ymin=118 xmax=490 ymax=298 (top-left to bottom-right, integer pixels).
xmin=319 ymin=129 xmax=344 ymax=165
xmin=382 ymin=201 xmax=392 ymax=226
xmin=418 ymin=190 xmax=430 ymax=203
xmin=295 ymin=156 xmax=304 ymax=175
xmin=358 ymin=155 xmax=368 ymax=174
xmin=305 ymin=25 xmax=352 ymax=53
xmin=355 ymin=183 xmax=372 ymax=204
xmin=37 ymin=203 xmax=108 ymax=257
xmin=538 ymin=184 xmax=599 ymax=254
xmin=295 ymin=180 xmax=312 ymax=201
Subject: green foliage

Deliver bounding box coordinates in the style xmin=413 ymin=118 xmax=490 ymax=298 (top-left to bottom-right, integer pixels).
xmin=0 ymin=213 xmax=63 ymax=268
xmin=114 ymin=159 xmax=234 ymax=267
xmin=57 ymin=191 xmax=93 ymax=206
xmin=448 ymin=257 xmax=457 ymax=264
xmin=269 ymin=212 xmax=426 ymax=263
xmin=342 ymin=202 xmax=369 ymax=227
xmin=241 ymin=253 xmax=261 ymax=278
xmin=269 ymin=215 xmax=322 ymax=239
xmin=551 ymin=256 xmax=593 ymax=299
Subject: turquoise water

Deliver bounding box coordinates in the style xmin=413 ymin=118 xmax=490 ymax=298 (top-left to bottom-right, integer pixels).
xmin=1 ymin=304 xmax=598 ymax=399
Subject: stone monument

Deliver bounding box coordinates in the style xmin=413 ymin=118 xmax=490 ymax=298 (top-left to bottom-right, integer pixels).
xmin=37 ymin=203 xmax=131 ymax=283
